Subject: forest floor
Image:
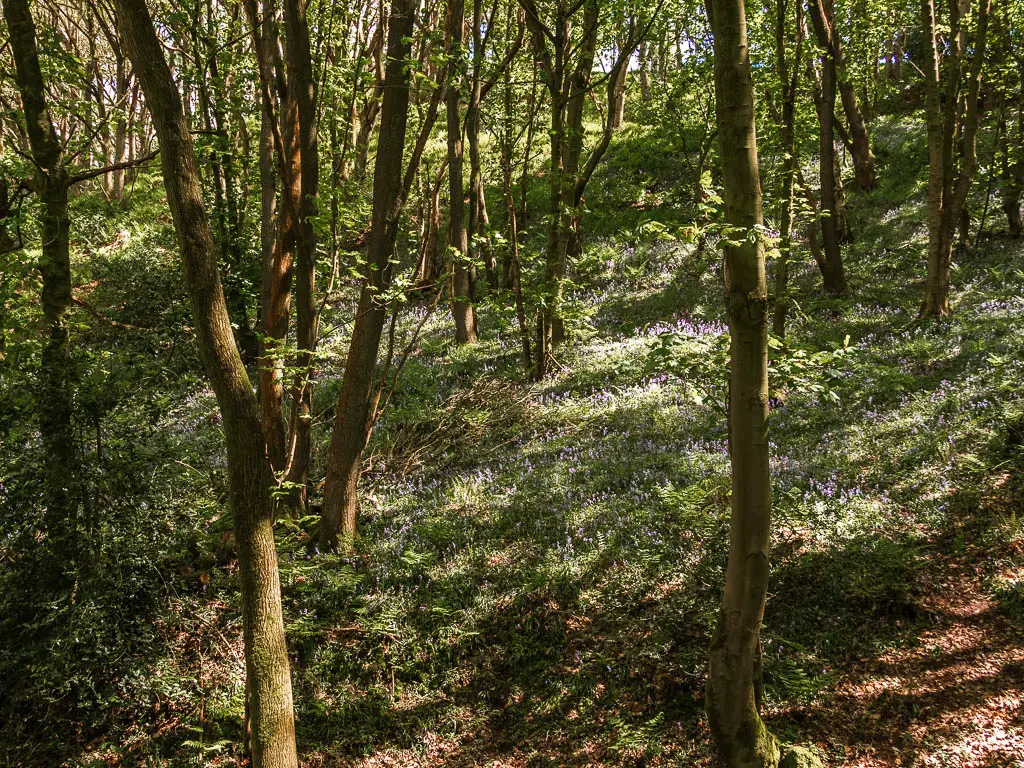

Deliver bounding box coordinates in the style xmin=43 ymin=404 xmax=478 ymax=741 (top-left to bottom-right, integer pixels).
xmin=291 ymin=117 xmax=1024 ymax=767
xmin=3 ymin=119 xmax=1024 ymax=767
xmin=782 ymin=492 xmax=1024 ymax=767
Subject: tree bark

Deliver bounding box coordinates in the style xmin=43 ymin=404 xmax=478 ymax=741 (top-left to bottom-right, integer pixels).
xmin=611 ymin=44 xmax=629 ymax=129
xmin=282 ymin=0 xmax=320 ymax=505
xmin=319 ymin=0 xmax=418 ymax=551
xmin=921 ymin=0 xmax=990 ymax=316
xmin=772 ymin=0 xmax=802 ymax=338
xmin=113 ymin=1 xmax=298 ymax=764
xmin=706 ymin=0 xmax=779 ymax=765
xmin=807 ymin=0 xmax=877 ymax=191
xmin=1001 ymin=102 xmax=1023 ymax=238
xmin=447 ymin=0 xmax=478 ymax=344
xmin=3 ymin=0 xmax=78 ymax=570
xmin=246 ymin=0 xmax=294 ymax=472
xmin=806 ymin=31 xmax=847 ymax=296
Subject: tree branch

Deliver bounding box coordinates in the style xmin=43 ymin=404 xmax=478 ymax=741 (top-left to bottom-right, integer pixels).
xmin=69 ymin=148 xmax=160 ymax=184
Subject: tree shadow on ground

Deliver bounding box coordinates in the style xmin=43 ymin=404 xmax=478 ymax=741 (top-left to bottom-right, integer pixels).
xmin=765 ymin=476 xmax=1024 ymax=766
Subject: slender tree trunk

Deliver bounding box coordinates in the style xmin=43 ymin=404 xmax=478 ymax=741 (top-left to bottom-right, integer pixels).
xmin=505 ymin=179 xmax=532 ymax=370
xmin=611 ymin=46 xmax=629 ymax=129
xmin=1002 ymin=106 xmax=1023 ymax=238
xmin=1004 ymin=174 xmax=1024 ymax=238
xmin=521 ymin=0 xmax=600 ymax=378
xmin=833 ymin=142 xmax=850 ymax=244
xmin=921 ymin=0 xmax=990 ymax=316
xmin=921 ymin=0 xmax=956 ymax=317
xmin=195 ymin=13 xmax=260 ymax=368
xmin=808 ymin=0 xmax=877 ymax=191
xmin=706 ymin=0 xmax=779 ymax=765
xmin=500 ymin=69 xmax=532 ymax=368
xmin=772 ymin=0 xmax=802 ymax=338
xmin=416 ymin=159 xmax=446 ymax=287
xmin=637 ymin=39 xmax=651 ymax=101
xmin=282 ymin=0 xmax=319 ymax=505
xmin=467 ymin=0 xmax=496 ymax=293
xmin=353 ymin=103 xmax=379 ymax=180
xmin=320 ymin=0 xmax=417 ymax=551
xmin=447 ymin=0 xmax=478 ymax=344
xmin=518 ymin=66 xmax=538 ymax=230
xmin=837 ymin=78 xmax=876 ymax=191
xmin=248 ymin=1 xmax=294 ymax=472
xmin=3 ymin=0 xmax=78 ymax=570
xmin=535 ymin=89 xmax=565 ymax=379
xmin=114 ymin=0 xmax=298 ymax=764
xmin=111 ymin=58 xmax=129 ymax=201
xmin=811 ymin=46 xmax=847 ymax=295
xmin=499 ymin=66 xmax=517 ymax=292
xmin=352 ymin=9 xmax=386 ymax=181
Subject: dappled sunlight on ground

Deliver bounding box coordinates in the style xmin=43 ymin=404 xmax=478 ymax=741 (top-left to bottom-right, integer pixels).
xmin=778 ymin=514 xmax=1024 ymax=767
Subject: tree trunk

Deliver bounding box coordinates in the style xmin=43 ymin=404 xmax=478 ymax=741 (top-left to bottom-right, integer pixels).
xmin=808 ymin=0 xmax=877 ymax=191
xmin=833 ymin=142 xmax=850 ymax=244
xmin=111 ymin=58 xmax=129 ymax=202
xmin=447 ymin=0 xmax=478 ymax=344
xmin=535 ymin=91 xmax=567 ymax=379
xmin=499 ymin=65 xmax=518 ymax=292
xmin=810 ymin=45 xmax=847 ymax=295
xmin=921 ymin=0 xmax=990 ymax=316
xmin=247 ymin=1 xmax=294 ymax=473
xmin=1002 ymin=106 xmax=1023 ymax=237
xmin=706 ymin=0 xmax=780 ymax=764
xmin=638 ymin=40 xmax=651 ymax=101
xmin=38 ymin=172 xmax=76 ymax=566
xmin=772 ymin=0 xmax=802 ymax=338
xmin=352 ymin=11 xmax=386 ymax=182
xmin=503 ymin=169 xmax=531 ymax=369
xmin=319 ymin=0 xmax=417 ymax=551
xmin=282 ymin=0 xmax=320 ymax=506
xmin=3 ymin=0 xmax=78 ymax=570
xmin=467 ymin=0 xmax=496 ymax=294
xmin=416 ymin=159 xmax=446 ymax=288
xmin=195 ymin=16 xmax=260 ymax=369
xmin=1005 ymin=174 xmax=1023 ymax=238
xmin=837 ymin=79 xmax=876 ymax=191
xmin=114 ymin=1 xmax=298 ymax=764
xmin=611 ymin=45 xmax=629 ymax=129
xmin=520 ymin=0 xmax=601 ymax=378
xmin=921 ymin=0 xmax=951 ymax=317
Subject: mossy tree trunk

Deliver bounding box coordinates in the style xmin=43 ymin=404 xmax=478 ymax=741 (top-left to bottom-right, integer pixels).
xmin=3 ymin=0 xmax=78 ymax=570
xmin=114 ymin=0 xmax=298 ymax=764
xmin=706 ymin=0 xmax=780 ymax=765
